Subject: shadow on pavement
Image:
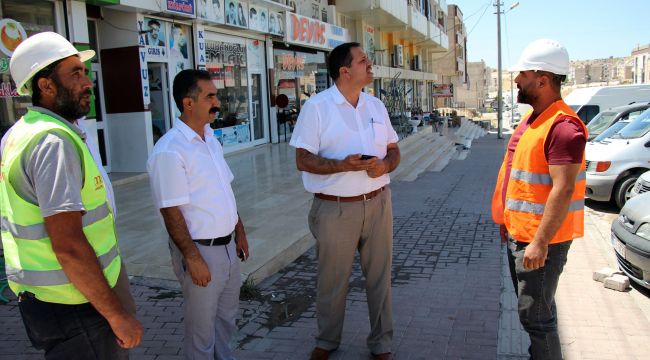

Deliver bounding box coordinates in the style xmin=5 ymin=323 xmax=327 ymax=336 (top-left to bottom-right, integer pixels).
xmin=585 ymin=198 xmax=619 ymax=215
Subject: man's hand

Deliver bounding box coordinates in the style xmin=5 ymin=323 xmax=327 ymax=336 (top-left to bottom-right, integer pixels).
xmin=185 ymin=253 xmax=211 ymax=287
xmin=366 ymin=158 xmax=388 ymax=178
xmin=523 ymin=241 xmax=548 ymax=270
xmin=342 ymin=154 xmax=376 ymax=172
xmin=108 ymin=312 xmax=143 ymax=349
xmin=499 ymin=224 xmax=508 ymax=244
xmin=235 ymin=216 xmax=249 ymax=261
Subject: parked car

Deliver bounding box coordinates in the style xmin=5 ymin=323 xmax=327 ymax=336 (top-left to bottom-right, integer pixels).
xmin=630 ymin=170 xmax=650 ymax=198
xmin=591 ymin=118 xmax=632 ymax=143
xmin=565 ymin=84 xmax=650 ymax=123
xmin=585 ymin=107 xmax=650 ymax=208
xmin=611 ymin=192 xmax=650 ymax=289
xmin=586 ymin=103 xmax=650 ymax=141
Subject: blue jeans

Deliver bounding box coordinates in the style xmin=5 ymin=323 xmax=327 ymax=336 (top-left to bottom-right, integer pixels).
xmin=18 ymin=292 xmax=128 ymax=360
xmin=507 ymin=238 xmax=572 ymax=360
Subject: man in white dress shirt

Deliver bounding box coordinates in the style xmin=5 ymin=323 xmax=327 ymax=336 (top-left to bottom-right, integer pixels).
xmin=290 ymin=42 xmax=401 ymax=360
xmin=147 ymin=69 xmax=250 ymax=360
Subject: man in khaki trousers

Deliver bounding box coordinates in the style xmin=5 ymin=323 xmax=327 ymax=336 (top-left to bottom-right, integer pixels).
xmin=289 ymin=42 xmax=401 ymax=360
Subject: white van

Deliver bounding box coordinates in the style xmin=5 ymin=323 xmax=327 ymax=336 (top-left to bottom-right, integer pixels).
xmin=565 ymin=84 xmax=650 ymax=124
xmin=586 ymin=107 xmax=650 ymax=208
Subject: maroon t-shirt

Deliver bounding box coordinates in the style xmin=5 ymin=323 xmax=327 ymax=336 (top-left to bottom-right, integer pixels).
xmin=501 ymin=114 xmax=586 ymax=205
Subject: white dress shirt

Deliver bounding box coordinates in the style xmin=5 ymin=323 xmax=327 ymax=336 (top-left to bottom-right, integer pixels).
xmin=147 ymin=119 xmax=238 ymax=239
xmin=289 ymin=85 xmax=399 ymax=196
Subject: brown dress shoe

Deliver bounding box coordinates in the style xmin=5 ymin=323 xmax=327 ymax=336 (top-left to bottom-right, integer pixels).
xmin=310 ymin=347 xmax=331 ymax=360
xmin=372 ymin=352 xmax=394 ymax=360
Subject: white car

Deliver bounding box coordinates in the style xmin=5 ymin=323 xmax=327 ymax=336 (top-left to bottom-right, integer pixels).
xmin=585 ymin=107 xmax=650 ymax=209
xmin=630 ymin=170 xmax=650 ymax=198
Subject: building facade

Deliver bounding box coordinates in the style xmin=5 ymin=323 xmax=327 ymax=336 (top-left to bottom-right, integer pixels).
xmin=333 ymin=0 xmax=450 ymax=115
xmin=0 ymin=0 xmax=348 ymax=172
xmin=632 ymin=43 xmax=650 ymax=84
xmin=430 ymin=3 xmax=466 ymax=109
xmin=570 ymin=56 xmax=634 ymax=86
xmin=454 ymin=60 xmax=488 ymax=113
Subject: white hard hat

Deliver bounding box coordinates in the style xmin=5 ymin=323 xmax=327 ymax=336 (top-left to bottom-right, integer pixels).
xmin=9 ymin=31 xmax=95 ymax=96
xmin=509 ymin=38 xmax=569 ymax=76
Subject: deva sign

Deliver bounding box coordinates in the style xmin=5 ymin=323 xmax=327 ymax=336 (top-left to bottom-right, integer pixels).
xmin=289 ymin=13 xmax=326 ymax=46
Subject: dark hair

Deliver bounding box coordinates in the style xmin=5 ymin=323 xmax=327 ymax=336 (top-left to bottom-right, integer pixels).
xmin=327 ymin=42 xmax=360 ymax=82
xmin=148 ymin=19 xmax=161 ymax=28
xmin=537 ymin=71 xmax=566 ymax=90
xmin=172 ymin=69 xmax=212 ymax=112
xmin=30 ymin=58 xmax=65 ymax=106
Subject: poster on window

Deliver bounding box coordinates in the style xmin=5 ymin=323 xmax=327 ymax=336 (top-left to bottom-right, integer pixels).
xmin=224 ymin=65 xmax=235 ymax=87
xmin=268 ymin=11 xmax=284 ymax=36
xmin=225 ymin=0 xmax=248 ymax=28
xmin=169 ymin=23 xmax=191 ymax=74
xmin=139 ymin=17 xmax=167 ymax=61
xmin=248 ymin=5 xmax=268 ymax=32
xmin=220 ymin=124 xmax=250 ymax=145
xmin=207 ymin=65 xmax=225 ymax=89
xmin=197 ymin=0 xmax=225 ymax=23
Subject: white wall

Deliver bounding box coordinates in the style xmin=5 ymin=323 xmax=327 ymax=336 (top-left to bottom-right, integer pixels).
xmin=106 ymin=112 xmax=153 ymax=172
xmin=98 ymin=8 xmax=139 ymax=49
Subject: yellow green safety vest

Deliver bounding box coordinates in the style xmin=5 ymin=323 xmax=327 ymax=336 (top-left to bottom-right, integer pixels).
xmin=0 ymin=109 xmax=121 ymax=305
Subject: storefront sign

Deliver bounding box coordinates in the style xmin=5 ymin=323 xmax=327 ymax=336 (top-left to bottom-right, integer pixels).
xmin=431 ymin=84 xmax=453 ymax=97
xmin=197 ymin=0 xmax=225 ymax=23
xmin=0 ymin=18 xmax=27 ymax=57
xmin=285 ymin=13 xmax=349 ymax=51
xmin=196 ymin=26 xmax=206 ymax=68
xmin=167 ymin=0 xmax=195 ymax=16
xmin=248 ymin=5 xmax=268 ymax=33
xmin=205 ymin=40 xmax=247 ymax=66
xmin=0 ymin=81 xmax=20 ymax=98
xmin=268 ymin=11 xmax=284 ymax=36
xmin=138 ymin=17 xmax=167 ymax=61
xmin=225 ymin=0 xmax=249 ymax=29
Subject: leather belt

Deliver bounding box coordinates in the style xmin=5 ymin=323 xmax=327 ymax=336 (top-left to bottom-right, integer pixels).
xmin=314 ymin=187 xmax=385 ymax=202
xmin=194 ymin=234 xmax=231 ymax=246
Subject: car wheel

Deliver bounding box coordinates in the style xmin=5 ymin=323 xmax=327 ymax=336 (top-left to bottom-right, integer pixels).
xmin=613 ymin=175 xmax=639 ymax=209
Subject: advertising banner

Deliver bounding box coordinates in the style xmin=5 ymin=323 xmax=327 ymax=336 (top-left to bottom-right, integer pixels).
xmin=284 ymin=12 xmax=349 ymax=51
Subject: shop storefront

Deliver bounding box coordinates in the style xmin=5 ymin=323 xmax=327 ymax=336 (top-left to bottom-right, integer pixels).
xmin=0 ymin=0 xmax=59 ymax=138
xmin=201 ymin=31 xmax=270 ymax=151
xmin=270 ymin=12 xmax=349 ymax=142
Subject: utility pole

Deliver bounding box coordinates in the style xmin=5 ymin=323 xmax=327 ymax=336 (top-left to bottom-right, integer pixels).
xmin=496 ymin=1 xmax=503 ymax=139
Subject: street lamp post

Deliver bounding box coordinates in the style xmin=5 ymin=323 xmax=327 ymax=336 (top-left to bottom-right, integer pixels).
xmin=495 ymin=1 xmax=519 ymax=139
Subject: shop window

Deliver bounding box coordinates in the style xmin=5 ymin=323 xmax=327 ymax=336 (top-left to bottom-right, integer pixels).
xmin=0 ymin=0 xmax=55 ymax=138
xmin=272 ymin=48 xmax=327 ymax=139
xmin=205 ymin=38 xmax=251 ymax=146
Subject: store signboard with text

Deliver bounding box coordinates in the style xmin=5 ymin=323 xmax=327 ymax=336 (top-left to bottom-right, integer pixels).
xmin=431 ymin=84 xmax=453 ymax=98
xmin=284 ymin=12 xmax=349 ymax=51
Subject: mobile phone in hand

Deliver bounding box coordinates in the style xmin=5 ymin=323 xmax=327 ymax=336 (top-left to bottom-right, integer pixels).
xmin=360 ymin=155 xmax=376 ymax=160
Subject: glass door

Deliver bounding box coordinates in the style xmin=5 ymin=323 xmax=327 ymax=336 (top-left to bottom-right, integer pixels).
xmin=147 ymin=62 xmax=171 ymax=143
xmin=91 ymin=65 xmax=111 ymax=171
xmin=249 ymin=72 xmax=269 ymax=143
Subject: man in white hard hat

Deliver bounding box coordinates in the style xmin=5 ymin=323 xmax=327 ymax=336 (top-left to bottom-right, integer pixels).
xmin=0 ymin=32 xmax=143 ymax=358
xmin=491 ymin=38 xmax=587 ymax=359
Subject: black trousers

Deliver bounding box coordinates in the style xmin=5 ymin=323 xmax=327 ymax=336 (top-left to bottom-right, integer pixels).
xmin=18 ymin=292 xmax=128 ymax=360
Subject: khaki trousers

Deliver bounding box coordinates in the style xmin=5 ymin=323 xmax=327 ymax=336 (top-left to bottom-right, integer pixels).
xmin=308 ymin=187 xmax=393 ymax=354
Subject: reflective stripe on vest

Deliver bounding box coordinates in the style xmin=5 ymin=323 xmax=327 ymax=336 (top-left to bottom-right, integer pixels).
xmin=506 ymin=198 xmax=585 ymax=214
xmin=1 ymin=202 xmax=111 ymax=240
xmin=5 ymin=244 xmax=119 ymax=286
xmin=510 ymin=169 xmax=586 ymax=185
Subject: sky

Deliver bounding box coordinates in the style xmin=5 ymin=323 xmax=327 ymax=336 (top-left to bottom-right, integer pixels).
xmin=449 ymin=0 xmax=650 ymax=69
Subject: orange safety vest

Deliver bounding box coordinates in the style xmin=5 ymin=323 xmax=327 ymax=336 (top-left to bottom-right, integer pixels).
xmin=491 ymin=100 xmax=587 ymax=244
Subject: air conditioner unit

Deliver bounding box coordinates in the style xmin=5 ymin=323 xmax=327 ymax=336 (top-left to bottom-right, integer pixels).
xmin=394 ymin=45 xmax=403 ymax=67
